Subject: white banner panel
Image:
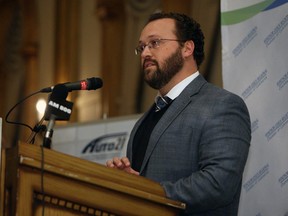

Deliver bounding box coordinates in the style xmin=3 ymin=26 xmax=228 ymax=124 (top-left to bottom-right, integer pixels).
xmin=52 ymin=115 xmax=140 ymax=165
xmin=221 ymin=0 xmax=288 ymax=215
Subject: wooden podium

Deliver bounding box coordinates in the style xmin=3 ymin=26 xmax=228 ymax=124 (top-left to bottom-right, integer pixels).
xmin=2 ymin=142 xmax=185 ymax=216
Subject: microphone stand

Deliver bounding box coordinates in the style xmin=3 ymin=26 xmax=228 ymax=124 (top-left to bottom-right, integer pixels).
xmin=43 ymin=114 xmax=56 ymax=149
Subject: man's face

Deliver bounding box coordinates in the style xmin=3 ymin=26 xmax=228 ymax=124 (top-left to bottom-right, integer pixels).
xmin=138 ymin=18 xmax=184 ymax=90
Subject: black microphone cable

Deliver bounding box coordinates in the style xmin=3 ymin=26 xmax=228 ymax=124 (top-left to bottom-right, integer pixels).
xmin=5 ymin=90 xmax=47 ymax=144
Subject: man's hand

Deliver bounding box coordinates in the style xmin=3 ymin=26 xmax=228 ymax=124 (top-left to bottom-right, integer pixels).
xmin=106 ymin=157 xmax=139 ymax=175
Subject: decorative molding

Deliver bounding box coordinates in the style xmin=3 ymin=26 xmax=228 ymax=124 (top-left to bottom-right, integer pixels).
xmin=96 ymin=0 xmax=124 ymax=20
xmin=34 ymin=192 xmax=117 ymax=216
xmin=127 ymin=0 xmax=160 ymax=12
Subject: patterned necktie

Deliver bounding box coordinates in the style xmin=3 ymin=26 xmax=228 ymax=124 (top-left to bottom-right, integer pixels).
xmin=155 ymin=96 xmax=172 ymax=112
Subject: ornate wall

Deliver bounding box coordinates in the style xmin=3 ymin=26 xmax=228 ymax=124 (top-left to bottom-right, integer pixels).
xmin=0 ymin=0 xmax=220 ymax=147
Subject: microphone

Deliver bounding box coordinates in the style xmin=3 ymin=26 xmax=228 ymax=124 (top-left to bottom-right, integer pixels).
xmin=43 ymin=84 xmax=70 ymax=148
xmin=40 ymin=77 xmax=103 ymax=93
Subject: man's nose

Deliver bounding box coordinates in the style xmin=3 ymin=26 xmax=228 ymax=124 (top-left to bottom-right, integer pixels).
xmin=141 ymin=45 xmax=152 ymax=58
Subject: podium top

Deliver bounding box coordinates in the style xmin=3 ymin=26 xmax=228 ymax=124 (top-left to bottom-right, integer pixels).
xmin=8 ymin=142 xmax=186 ymax=211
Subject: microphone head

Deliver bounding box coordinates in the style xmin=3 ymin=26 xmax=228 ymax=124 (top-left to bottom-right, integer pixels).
xmin=87 ymin=77 xmax=103 ymax=90
xmin=40 ymin=77 xmax=103 ymax=93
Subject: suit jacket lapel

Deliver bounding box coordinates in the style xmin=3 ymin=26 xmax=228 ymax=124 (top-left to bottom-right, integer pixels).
xmin=139 ymin=74 xmax=207 ymax=173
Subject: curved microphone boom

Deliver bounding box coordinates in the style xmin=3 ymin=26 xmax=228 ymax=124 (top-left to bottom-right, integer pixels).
xmin=40 ymin=77 xmax=103 ymax=93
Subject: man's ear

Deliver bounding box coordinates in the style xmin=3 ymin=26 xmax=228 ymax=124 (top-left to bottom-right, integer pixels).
xmin=183 ymin=40 xmax=194 ymax=58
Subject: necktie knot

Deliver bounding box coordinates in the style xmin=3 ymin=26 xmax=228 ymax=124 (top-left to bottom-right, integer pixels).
xmin=155 ymin=96 xmax=172 ymax=112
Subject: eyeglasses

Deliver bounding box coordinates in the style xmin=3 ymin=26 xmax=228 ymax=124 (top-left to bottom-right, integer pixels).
xmin=135 ymin=38 xmax=185 ymax=55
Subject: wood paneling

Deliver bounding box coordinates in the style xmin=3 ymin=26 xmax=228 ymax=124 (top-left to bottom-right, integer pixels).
xmin=96 ymin=0 xmax=125 ymax=117
xmin=161 ymin=0 xmax=192 ymax=14
xmin=54 ymin=0 xmax=80 ymax=122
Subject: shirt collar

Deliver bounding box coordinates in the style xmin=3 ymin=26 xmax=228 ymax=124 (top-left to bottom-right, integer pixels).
xmin=155 ymin=71 xmax=200 ymax=101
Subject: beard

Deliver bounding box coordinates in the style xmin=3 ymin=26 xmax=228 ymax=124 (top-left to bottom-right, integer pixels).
xmin=143 ymin=47 xmax=184 ymax=90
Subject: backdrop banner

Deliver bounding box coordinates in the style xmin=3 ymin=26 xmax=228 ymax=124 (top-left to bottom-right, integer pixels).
xmin=221 ymin=0 xmax=288 ymax=215
xmin=52 ymin=115 xmax=140 ymax=165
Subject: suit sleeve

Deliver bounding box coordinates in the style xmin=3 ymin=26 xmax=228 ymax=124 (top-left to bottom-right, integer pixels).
xmin=161 ymin=93 xmax=251 ymax=214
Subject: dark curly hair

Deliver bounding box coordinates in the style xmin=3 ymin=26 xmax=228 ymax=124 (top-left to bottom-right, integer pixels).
xmin=146 ymin=12 xmax=205 ymax=68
